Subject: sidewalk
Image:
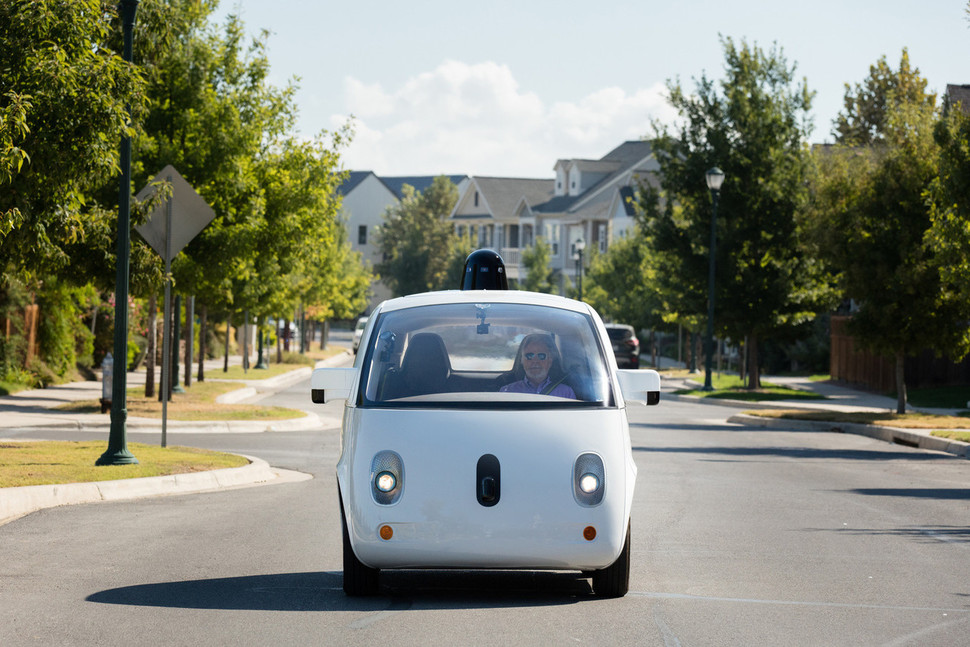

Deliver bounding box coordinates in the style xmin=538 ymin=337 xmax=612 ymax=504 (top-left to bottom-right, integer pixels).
xmin=662 ymin=372 xmax=970 ymax=459
xmin=0 ymin=353 xmax=348 ymax=434
xmin=0 ymin=350 xmax=351 ymax=525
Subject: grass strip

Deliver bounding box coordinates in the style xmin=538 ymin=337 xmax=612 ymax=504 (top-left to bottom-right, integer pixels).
xmin=0 ymin=441 xmax=249 ymax=488
xmin=745 ymin=408 xmax=970 ymax=430
xmin=58 ymin=379 xmax=305 ymax=421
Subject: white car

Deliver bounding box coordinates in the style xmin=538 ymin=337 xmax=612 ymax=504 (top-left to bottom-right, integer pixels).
xmin=312 ymin=289 xmax=660 ymax=597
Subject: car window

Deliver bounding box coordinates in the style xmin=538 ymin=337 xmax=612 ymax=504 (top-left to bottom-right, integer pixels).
xmin=358 ymin=303 xmax=613 ymax=408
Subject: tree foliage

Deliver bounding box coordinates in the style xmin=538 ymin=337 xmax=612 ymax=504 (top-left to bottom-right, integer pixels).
xmin=833 ymin=49 xmax=936 ymax=146
xmin=926 ymin=92 xmax=970 ymax=310
xmin=810 ymin=82 xmax=968 ymax=412
xmin=519 ymin=238 xmax=554 ymax=293
xmin=639 ymin=38 xmax=832 ymax=387
xmin=0 ymin=1 xmax=365 ymax=382
xmin=376 ymin=176 xmax=460 ymax=296
xmin=583 ymin=233 xmax=660 ymax=335
xmin=0 ymin=0 xmax=146 ymax=279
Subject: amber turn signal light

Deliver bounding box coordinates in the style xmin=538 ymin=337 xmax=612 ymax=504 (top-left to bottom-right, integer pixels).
xmin=379 ymin=525 xmax=393 ymax=541
xmin=583 ymin=526 xmax=596 ymax=541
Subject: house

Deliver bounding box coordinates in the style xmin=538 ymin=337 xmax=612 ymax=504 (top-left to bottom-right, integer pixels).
xmin=338 ymin=172 xmax=469 ymax=312
xmin=449 ymin=141 xmax=658 ymax=292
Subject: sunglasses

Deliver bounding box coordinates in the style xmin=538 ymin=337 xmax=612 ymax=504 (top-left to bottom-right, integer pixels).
xmin=524 ymin=352 xmax=548 ymax=360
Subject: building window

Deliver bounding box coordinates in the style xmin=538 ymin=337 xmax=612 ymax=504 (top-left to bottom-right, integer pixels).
xmin=358 ymin=225 xmax=367 ymax=245
xmin=544 ymin=223 xmax=560 ymax=256
xmin=598 ymin=224 xmax=607 ymax=253
xmin=474 ymin=191 xmax=479 ymax=207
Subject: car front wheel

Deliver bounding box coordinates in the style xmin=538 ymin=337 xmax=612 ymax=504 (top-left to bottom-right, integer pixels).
xmin=340 ymin=498 xmax=379 ymax=596
xmin=591 ymin=522 xmax=630 ymax=598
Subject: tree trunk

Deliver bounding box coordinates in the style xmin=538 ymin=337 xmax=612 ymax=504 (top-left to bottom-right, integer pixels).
xmin=747 ymin=334 xmax=761 ymax=389
xmin=739 ymin=337 xmax=747 ymax=385
xmin=197 ymin=304 xmax=207 ymax=383
xmin=144 ymin=292 xmax=156 ymax=399
xmin=223 ymin=314 xmax=230 ymax=372
xmin=687 ymin=330 xmax=697 ymax=373
xmin=283 ymin=318 xmax=291 ymax=352
xmin=895 ymin=351 xmax=907 ymax=414
xmin=276 ymin=318 xmax=283 ymax=363
xmin=184 ymin=297 xmax=193 ymax=388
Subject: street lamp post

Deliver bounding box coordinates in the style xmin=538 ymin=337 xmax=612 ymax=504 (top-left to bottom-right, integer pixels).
xmin=574 ymin=237 xmax=586 ymax=301
xmin=702 ymin=167 xmax=725 ymax=392
xmin=98 ymin=0 xmax=140 ymax=465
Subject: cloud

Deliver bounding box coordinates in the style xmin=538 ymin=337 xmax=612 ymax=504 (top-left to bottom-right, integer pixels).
xmin=333 ymin=61 xmax=675 ymax=178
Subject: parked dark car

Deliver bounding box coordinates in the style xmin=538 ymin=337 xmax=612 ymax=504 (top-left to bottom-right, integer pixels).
xmin=604 ymin=323 xmax=639 ymax=369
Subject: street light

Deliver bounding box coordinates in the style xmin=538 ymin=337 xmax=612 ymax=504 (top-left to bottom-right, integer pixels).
xmin=573 ymin=237 xmax=586 ymax=301
xmin=98 ymin=0 xmax=140 ymax=465
xmin=702 ymin=167 xmax=725 ymax=392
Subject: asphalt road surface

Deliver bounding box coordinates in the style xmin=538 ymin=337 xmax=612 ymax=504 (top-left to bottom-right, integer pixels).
xmin=2 ymin=369 xmax=969 ymax=646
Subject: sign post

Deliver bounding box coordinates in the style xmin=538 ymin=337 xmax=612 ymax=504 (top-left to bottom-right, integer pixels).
xmin=135 ymin=165 xmax=215 ymax=447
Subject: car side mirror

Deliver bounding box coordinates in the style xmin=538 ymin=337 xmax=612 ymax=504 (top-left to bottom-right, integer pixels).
xmin=616 ymin=369 xmax=661 ymax=406
xmin=310 ymin=367 xmax=357 ymax=403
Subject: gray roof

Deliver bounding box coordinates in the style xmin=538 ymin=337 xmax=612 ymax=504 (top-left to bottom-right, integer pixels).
xmin=534 ymin=140 xmax=655 ymax=216
xmin=472 ymin=177 xmax=555 ymax=219
xmin=601 ymin=140 xmax=653 ymax=164
xmin=381 ymin=175 xmax=467 ymax=200
xmin=336 ymin=170 xmax=376 ymax=196
xmin=946 ymin=84 xmax=970 ymax=113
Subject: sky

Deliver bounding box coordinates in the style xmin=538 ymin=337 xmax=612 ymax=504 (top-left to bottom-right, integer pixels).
xmin=208 ymin=0 xmax=970 ymax=179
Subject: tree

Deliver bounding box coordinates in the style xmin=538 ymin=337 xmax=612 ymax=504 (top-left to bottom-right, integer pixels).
xmin=520 ymin=239 xmax=554 ymax=293
xmin=376 ymin=176 xmax=460 ymax=296
xmin=583 ymin=233 xmax=661 ymax=335
xmin=811 ymin=95 xmax=967 ymax=413
xmin=926 ymin=90 xmax=970 ymax=308
xmin=0 ymin=0 xmax=146 ymax=280
xmin=833 ymin=49 xmax=935 ymax=146
xmin=640 ymin=38 xmax=832 ymax=387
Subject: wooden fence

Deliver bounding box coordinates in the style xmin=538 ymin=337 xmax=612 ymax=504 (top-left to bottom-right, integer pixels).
xmin=830 ymin=315 xmax=970 ymax=392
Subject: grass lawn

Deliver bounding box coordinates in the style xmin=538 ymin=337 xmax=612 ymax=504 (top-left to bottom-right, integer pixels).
xmin=0 ymin=441 xmax=249 ymax=488
xmin=59 ymin=380 xmax=307 ymax=421
xmin=672 ymin=373 xmax=827 ymax=402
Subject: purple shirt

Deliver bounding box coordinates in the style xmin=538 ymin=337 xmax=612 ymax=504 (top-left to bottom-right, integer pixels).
xmin=500 ymin=377 xmax=576 ymax=399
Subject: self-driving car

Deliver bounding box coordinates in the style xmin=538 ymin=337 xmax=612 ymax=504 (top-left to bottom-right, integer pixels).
xmin=311 ymin=252 xmax=660 ymax=597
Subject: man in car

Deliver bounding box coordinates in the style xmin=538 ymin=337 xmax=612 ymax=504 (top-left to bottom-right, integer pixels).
xmin=500 ymin=333 xmax=576 ymax=399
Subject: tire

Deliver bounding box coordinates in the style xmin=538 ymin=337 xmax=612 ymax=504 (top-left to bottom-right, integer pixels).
xmin=591 ymin=522 xmax=630 ymax=598
xmin=341 ymin=498 xmax=379 ymax=596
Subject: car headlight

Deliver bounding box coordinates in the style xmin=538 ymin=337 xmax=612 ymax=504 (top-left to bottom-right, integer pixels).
xmin=579 ymin=473 xmax=600 ymax=494
xmin=371 ymin=451 xmax=404 ymax=505
xmin=375 ymin=471 xmax=397 ymax=493
xmin=573 ymin=453 xmax=605 ymax=506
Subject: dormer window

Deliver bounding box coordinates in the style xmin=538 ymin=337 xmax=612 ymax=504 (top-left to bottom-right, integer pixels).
xmin=474 ymin=191 xmax=479 ymax=207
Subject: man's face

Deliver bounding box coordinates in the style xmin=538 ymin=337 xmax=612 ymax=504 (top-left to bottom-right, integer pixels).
xmin=522 ymin=342 xmax=552 ymax=385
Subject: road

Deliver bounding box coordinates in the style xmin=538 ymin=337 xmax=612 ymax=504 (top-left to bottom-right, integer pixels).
xmin=1 ymin=364 xmax=969 ymax=646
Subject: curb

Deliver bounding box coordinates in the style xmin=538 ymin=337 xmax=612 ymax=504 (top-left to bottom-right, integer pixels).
xmin=0 ymin=454 xmax=311 ymax=526
xmin=727 ymin=413 xmax=970 ymax=459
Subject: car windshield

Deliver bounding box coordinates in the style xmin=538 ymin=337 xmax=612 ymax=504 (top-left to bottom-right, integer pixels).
xmin=358 ymin=302 xmax=613 ymax=408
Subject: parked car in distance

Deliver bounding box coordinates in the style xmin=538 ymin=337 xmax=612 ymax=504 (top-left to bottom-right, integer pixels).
xmin=311 ymin=289 xmax=662 ymax=598
xmin=352 ymin=317 xmax=368 ymax=354
xmin=604 ymin=323 xmax=639 ymax=369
